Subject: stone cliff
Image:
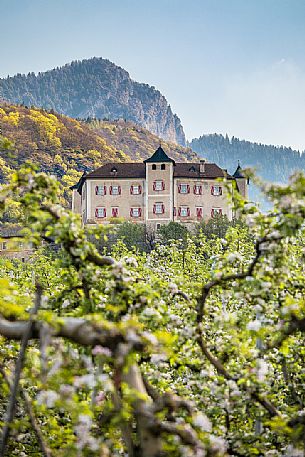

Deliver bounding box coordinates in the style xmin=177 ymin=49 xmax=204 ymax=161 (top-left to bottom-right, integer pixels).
xmin=0 ymin=57 xmax=186 ymax=146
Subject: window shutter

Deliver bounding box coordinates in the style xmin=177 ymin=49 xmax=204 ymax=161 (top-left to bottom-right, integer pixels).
xmin=109 ymin=186 xmax=113 ymax=195
xmin=187 ymin=207 xmax=190 ymax=216
xmin=178 ymin=184 xmax=181 ymax=193
xmin=104 ymin=185 xmax=107 ymax=195
xmin=139 ymin=185 xmax=142 ymax=194
xmin=130 ymin=185 xmax=133 ymax=195
xmin=211 ymin=186 xmax=214 ymax=195
xmin=95 ymin=208 xmax=98 ymax=217
xmin=178 ymin=207 xmax=181 ymax=217
xmin=211 ymin=209 xmax=215 ymax=218
xmin=193 ymin=185 xmax=196 ymax=194
xmin=219 ymin=187 xmax=222 ymax=196
xmin=153 ymin=204 xmax=156 ymax=214
xmin=139 ymin=208 xmax=142 ymax=217
xmin=219 ymin=209 xmax=222 ymax=215
xmin=162 ymin=181 xmax=165 ymax=190
xmin=187 ymin=184 xmax=190 ymax=194
xmin=161 ymin=204 xmax=165 ymax=214
xmin=153 ymin=182 xmax=156 ymax=191
xmin=199 ymin=185 xmax=202 ymax=195
xmin=118 ymin=186 xmax=121 ymax=195
xmin=104 ymin=208 xmax=106 ymax=218
xmin=130 ymin=208 xmax=133 ymax=217
xmin=95 ymin=186 xmax=98 ymax=195
xmin=197 ymin=207 xmax=203 ymax=218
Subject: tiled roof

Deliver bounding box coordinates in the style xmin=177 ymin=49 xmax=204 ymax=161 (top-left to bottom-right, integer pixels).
xmin=144 ymin=146 xmax=175 ymax=163
xmin=83 ymin=162 xmax=232 ymax=180
xmin=174 ymin=163 xmax=233 ymax=179
xmin=85 ymin=163 xmax=146 ymax=179
xmin=0 ymin=224 xmax=24 ymax=238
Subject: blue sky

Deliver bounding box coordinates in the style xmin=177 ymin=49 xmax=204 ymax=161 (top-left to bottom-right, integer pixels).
xmin=1 ymin=0 xmax=305 ymax=149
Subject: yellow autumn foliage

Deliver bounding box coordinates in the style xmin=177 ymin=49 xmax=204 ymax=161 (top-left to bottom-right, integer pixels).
xmin=29 ymin=109 xmax=62 ymax=148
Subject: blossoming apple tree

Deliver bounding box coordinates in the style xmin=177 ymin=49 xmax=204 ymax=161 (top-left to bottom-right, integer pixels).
xmin=0 ymin=166 xmax=305 ymax=456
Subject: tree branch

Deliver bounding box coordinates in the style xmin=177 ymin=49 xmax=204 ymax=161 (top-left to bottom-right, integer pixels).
xmin=196 ymin=331 xmax=280 ymax=418
xmin=0 ymin=316 xmax=142 ymax=351
xmin=0 ymin=366 xmax=52 ymax=457
xmin=0 ymin=284 xmax=43 ymax=456
xmin=197 ymin=235 xmax=280 ymax=323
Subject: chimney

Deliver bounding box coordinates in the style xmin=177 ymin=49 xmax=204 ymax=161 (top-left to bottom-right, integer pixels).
xmin=199 ymin=159 xmax=206 ymax=174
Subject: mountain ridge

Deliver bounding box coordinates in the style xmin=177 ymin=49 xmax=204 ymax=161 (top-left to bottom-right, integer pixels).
xmin=189 ymin=133 xmax=304 ymax=184
xmin=0 ymin=57 xmax=186 ymax=146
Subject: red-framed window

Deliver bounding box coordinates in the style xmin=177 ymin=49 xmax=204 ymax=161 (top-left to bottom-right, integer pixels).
xmin=153 ymin=180 xmax=165 ymax=191
xmin=95 ymin=185 xmax=107 ymax=196
xmin=211 ymin=208 xmax=222 ymax=218
xmin=112 ymin=207 xmax=119 ymax=218
xmin=193 ymin=184 xmax=202 ymax=195
xmin=178 ymin=183 xmax=190 ymax=194
xmin=178 ymin=207 xmax=190 ymax=217
xmin=109 ymin=185 xmax=121 ymax=195
xmin=153 ymin=203 xmax=165 ymax=214
xmin=130 ymin=207 xmax=142 ymax=218
xmin=130 ymin=185 xmax=142 ymax=195
xmin=211 ymin=185 xmax=222 ymax=196
xmin=196 ymin=207 xmax=203 ymax=218
xmin=95 ymin=207 xmax=106 ymax=218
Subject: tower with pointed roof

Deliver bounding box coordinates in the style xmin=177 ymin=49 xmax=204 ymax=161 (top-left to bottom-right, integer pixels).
xmin=144 ymin=146 xmax=175 ymax=228
xmin=233 ymin=162 xmax=248 ymax=199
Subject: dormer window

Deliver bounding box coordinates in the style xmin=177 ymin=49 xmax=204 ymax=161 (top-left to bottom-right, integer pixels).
xmin=111 ymin=167 xmax=118 ymax=176
xmin=161 ymin=164 xmax=166 ymax=170
xmin=189 ymin=166 xmax=196 ymax=172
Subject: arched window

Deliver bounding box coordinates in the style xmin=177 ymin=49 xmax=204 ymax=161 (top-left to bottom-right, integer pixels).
xmin=161 ymin=164 xmax=166 ymax=170
xmin=152 ymin=164 xmax=156 ymax=170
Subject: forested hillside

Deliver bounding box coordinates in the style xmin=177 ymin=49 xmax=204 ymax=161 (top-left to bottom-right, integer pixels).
xmin=190 ymin=134 xmax=304 ymax=183
xmin=0 ymin=57 xmax=186 ymax=145
xmin=0 ymin=103 xmax=196 ymax=204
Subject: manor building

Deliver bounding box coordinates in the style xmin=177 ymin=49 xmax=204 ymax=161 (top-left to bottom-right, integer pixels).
xmin=71 ymin=147 xmax=248 ymax=229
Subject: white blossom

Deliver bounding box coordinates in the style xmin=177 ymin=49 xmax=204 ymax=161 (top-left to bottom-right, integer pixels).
xmin=193 ymin=412 xmax=212 ymax=432
xmin=247 ymin=320 xmax=261 ymax=331
xmin=36 ymin=390 xmax=59 ymax=408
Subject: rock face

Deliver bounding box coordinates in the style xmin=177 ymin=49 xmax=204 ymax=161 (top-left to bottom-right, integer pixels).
xmin=0 ymin=57 xmax=186 ymax=146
